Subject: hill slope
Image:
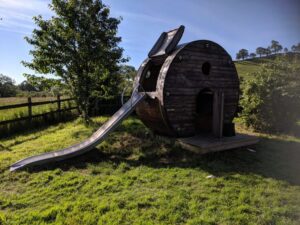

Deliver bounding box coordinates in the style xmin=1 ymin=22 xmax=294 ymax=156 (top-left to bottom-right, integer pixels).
xmin=234 ymin=53 xmax=300 ymax=79
xmin=234 ymin=57 xmax=272 ymax=79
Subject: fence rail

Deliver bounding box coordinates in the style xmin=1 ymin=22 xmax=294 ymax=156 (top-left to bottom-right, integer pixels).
xmin=0 ymin=95 xmax=131 ymax=127
xmin=0 ymin=96 xmax=77 ymax=126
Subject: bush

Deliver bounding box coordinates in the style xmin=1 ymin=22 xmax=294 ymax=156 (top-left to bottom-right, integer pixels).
xmin=239 ymin=56 xmax=300 ymax=132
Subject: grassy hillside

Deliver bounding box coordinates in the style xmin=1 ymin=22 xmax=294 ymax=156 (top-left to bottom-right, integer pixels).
xmin=234 ymin=54 xmax=300 ymax=79
xmin=1 ymin=116 xmax=300 ymax=224
xmin=234 ymin=57 xmax=272 ymax=80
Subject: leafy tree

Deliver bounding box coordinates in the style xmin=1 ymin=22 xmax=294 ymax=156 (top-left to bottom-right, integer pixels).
xmin=23 ymin=74 xmax=66 ymax=92
xmin=270 ymin=40 xmax=283 ymax=54
xmin=239 ymin=56 xmax=300 ymax=132
xmin=236 ymin=49 xmax=249 ymax=60
xmin=0 ymin=74 xmax=17 ymax=97
xmin=291 ymin=43 xmax=300 ymax=52
xmin=263 ymin=47 xmax=271 ymax=56
xmin=22 ymin=0 xmax=126 ymax=122
xmin=18 ymin=81 xmax=37 ymax=92
xmin=118 ymin=65 xmax=137 ymax=95
xmin=249 ymin=53 xmax=256 ymax=58
xmin=284 ymin=47 xmax=289 ymax=54
xmin=256 ymin=47 xmax=265 ymax=58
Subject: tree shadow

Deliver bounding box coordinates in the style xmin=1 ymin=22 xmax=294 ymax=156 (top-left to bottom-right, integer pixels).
xmin=25 ymin=134 xmax=300 ymax=186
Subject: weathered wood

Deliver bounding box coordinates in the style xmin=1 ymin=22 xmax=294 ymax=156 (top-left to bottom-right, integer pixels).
xmin=178 ymin=133 xmax=259 ymax=153
xmin=0 ymin=96 xmax=124 ymax=126
xmin=212 ymin=91 xmax=224 ymax=138
xmin=0 ymin=98 xmax=74 ymax=111
xmin=28 ymin=97 xmax=32 ymax=122
xmin=136 ymin=40 xmax=239 ymax=138
xmin=0 ymin=106 xmax=78 ymax=126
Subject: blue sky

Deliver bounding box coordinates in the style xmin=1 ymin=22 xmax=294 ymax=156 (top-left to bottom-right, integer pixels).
xmin=0 ymin=0 xmax=299 ymax=84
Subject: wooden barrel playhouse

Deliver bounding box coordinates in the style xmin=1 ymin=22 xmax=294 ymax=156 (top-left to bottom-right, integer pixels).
xmin=134 ymin=25 xmax=239 ymax=139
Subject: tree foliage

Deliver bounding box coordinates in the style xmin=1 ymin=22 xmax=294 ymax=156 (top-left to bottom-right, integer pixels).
xmin=18 ymin=81 xmax=37 ymax=92
xmin=0 ymin=74 xmax=17 ymax=97
xmin=270 ymin=40 xmax=282 ymax=54
xmin=23 ymin=74 xmax=67 ymax=93
xmin=239 ymin=56 xmax=300 ymax=132
xmin=256 ymin=47 xmax=265 ymax=58
xmin=291 ymin=43 xmax=300 ymax=52
xmin=22 ymin=0 xmax=126 ymax=122
xmin=236 ymin=49 xmax=249 ymax=60
xmin=264 ymin=47 xmax=272 ymax=56
xmin=118 ymin=65 xmax=136 ymax=95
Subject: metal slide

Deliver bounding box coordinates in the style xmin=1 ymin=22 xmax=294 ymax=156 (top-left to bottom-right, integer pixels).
xmin=10 ymin=91 xmax=146 ymax=171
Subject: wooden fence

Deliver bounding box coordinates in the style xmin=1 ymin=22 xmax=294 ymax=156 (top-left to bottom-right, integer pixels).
xmin=0 ymin=96 xmax=77 ymax=126
xmin=0 ymin=95 xmax=131 ymax=126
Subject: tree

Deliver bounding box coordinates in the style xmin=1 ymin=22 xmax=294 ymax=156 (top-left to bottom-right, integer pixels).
xmin=249 ymin=53 xmax=256 ymax=58
xmin=256 ymin=47 xmax=265 ymax=58
xmin=284 ymin=47 xmax=289 ymax=54
xmin=291 ymin=43 xmax=300 ymax=52
xmin=263 ymin=47 xmax=271 ymax=56
xmin=239 ymin=57 xmax=300 ymax=132
xmin=0 ymin=74 xmax=17 ymax=97
xmin=24 ymin=74 xmax=65 ymax=92
xmin=236 ymin=49 xmax=249 ymax=60
xmin=118 ymin=65 xmax=137 ymax=95
xmin=22 ymin=0 xmax=126 ymax=122
xmin=18 ymin=81 xmax=37 ymax=92
xmin=270 ymin=40 xmax=283 ymax=54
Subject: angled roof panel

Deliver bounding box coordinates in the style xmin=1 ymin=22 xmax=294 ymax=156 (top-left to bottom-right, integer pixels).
xmin=148 ymin=25 xmax=185 ymax=58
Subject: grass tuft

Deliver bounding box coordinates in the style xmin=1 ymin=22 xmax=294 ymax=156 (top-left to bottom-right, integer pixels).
xmin=0 ymin=116 xmax=299 ymax=224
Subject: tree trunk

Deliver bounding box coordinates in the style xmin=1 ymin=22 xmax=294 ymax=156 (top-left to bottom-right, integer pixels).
xmin=74 ymin=91 xmax=90 ymax=125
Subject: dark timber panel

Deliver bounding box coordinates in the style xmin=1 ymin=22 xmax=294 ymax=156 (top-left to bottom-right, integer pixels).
xmin=136 ymin=40 xmax=239 ymax=137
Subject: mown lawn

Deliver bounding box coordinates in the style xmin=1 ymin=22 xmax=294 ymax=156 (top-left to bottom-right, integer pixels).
xmin=0 ymin=116 xmax=299 ymax=225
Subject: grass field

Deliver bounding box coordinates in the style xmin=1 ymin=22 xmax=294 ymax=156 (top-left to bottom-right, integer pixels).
xmin=234 ymin=57 xmax=271 ymax=80
xmin=0 ymin=116 xmax=299 ymax=224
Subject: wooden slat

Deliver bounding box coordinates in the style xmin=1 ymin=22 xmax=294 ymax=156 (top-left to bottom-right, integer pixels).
xmin=0 ymin=102 xmax=29 ymax=110
xmin=0 ymin=106 xmax=78 ymax=126
xmin=0 ymin=98 xmax=75 ymax=110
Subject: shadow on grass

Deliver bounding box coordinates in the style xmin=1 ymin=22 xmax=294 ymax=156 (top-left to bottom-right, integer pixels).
xmin=25 ymin=133 xmax=300 ymax=186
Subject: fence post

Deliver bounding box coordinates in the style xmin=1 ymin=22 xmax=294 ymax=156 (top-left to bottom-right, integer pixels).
xmin=57 ymin=95 xmax=61 ymax=120
xmin=28 ymin=97 xmax=32 ymax=122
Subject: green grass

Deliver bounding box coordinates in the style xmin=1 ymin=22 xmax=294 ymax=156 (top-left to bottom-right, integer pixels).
xmin=234 ymin=58 xmax=272 ymax=80
xmin=0 ymin=116 xmax=299 ymax=224
xmin=0 ymin=97 xmax=58 ymax=106
xmin=234 ymin=54 xmax=300 ymax=80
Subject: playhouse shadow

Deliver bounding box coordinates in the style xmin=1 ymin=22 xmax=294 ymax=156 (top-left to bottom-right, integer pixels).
xmin=27 ymin=135 xmax=300 ymax=186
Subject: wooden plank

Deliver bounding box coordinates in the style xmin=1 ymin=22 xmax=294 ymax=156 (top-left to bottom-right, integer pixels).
xmin=178 ymin=133 xmax=259 ymax=154
xmin=28 ymin=97 xmax=32 ymax=122
xmin=212 ymin=91 xmax=224 ymax=138
xmin=0 ymin=107 xmax=78 ymax=126
xmin=0 ymin=102 xmax=29 ymax=110
xmin=0 ymin=98 xmax=75 ymax=110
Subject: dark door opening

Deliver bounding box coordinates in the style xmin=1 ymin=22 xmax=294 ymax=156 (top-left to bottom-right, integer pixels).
xmin=141 ymin=63 xmax=163 ymax=92
xmin=195 ymin=89 xmax=213 ymax=133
